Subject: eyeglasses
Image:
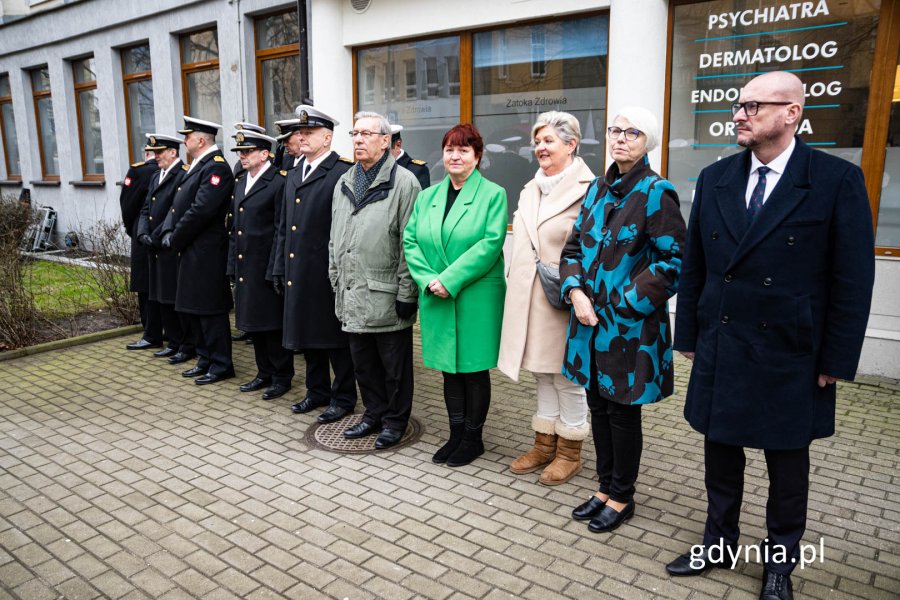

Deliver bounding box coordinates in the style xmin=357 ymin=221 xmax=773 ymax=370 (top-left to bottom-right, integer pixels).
xmin=607 ymin=126 xmax=642 ymax=141
xmin=348 ymin=130 xmax=384 ymax=138
xmin=731 ymin=101 xmax=793 ymax=116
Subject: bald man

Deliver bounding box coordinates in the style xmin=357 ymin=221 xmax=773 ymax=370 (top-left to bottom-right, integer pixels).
xmin=665 ymin=72 xmax=874 ymax=600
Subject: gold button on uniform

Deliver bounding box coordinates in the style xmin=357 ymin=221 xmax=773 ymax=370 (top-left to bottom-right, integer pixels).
xmin=239 ymin=207 xmax=244 ymax=212
xmin=238 ymin=254 xmax=243 ymax=260
xmin=289 ymin=253 xmax=295 ymax=259
xmin=239 ymin=277 xmax=244 ymax=283
xmin=295 ymin=198 xmax=300 ymax=204
xmin=149 ymin=216 xmax=153 ymax=221
xmin=287 ymin=281 xmax=292 ymax=286
xmin=291 ymin=225 xmax=297 ymax=231
xmin=238 ymin=231 xmax=242 ymax=236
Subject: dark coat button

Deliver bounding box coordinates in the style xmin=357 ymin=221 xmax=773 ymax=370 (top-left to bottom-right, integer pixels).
xmin=763 ymin=277 xmax=772 ymax=286
xmin=724 ymin=274 xmax=733 ymax=283
xmin=712 ymin=231 xmax=719 ymax=240
xmin=787 ymin=236 xmax=796 ymax=245
xmin=601 ymin=226 xmax=609 ymax=234
xmin=759 ymin=321 xmax=768 ymax=330
xmin=721 ymin=315 xmax=730 ymax=324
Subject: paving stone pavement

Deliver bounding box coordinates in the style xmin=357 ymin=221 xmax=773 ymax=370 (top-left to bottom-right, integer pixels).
xmin=0 ymin=329 xmax=897 ymax=599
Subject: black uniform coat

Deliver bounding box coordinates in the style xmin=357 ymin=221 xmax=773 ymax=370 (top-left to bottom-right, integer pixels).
xmin=674 ymin=138 xmax=875 ymax=450
xmin=120 ymin=158 xmax=158 ymax=293
xmin=227 ymin=164 xmax=286 ymax=332
xmin=272 ymin=151 xmax=352 ymax=350
xmin=162 ymin=150 xmax=235 ymax=316
xmin=137 ymin=161 xmax=183 ymax=304
xmin=396 ymin=152 xmax=430 ymax=191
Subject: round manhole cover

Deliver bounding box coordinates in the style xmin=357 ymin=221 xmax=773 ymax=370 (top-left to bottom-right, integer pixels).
xmin=305 ymin=413 xmax=422 ymax=453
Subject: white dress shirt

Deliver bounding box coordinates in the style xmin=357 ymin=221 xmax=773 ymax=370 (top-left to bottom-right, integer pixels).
xmin=745 ymin=137 xmax=795 ymax=207
xmin=244 ymin=160 xmax=271 ymax=195
xmin=187 ymin=144 xmax=220 ymax=174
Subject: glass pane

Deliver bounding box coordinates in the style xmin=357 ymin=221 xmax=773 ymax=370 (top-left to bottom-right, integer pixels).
xmin=37 ymin=96 xmax=58 ymax=176
xmin=1 ymin=103 xmax=21 ymax=177
xmin=186 ymin=69 xmax=222 ymax=146
xmin=181 ymin=29 xmax=219 ymax=63
xmin=123 ymin=44 xmax=151 ymax=74
xmin=31 ymin=67 xmax=50 ymax=92
xmin=473 ymin=16 xmax=609 ymax=221
xmin=261 ymin=56 xmax=300 ymax=133
xmin=667 ymin=0 xmax=881 ymax=223
xmin=73 ymin=57 xmax=97 ymax=84
xmin=256 ymin=10 xmax=299 ymax=50
xmin=876 ymin=53 xmax=900 ymax=248
xmin=127 ymin=79 xmax=155 ymax=161
xmin=0 ymin=75 xmax=10 ymax=98
xmin=357 ymin=37 xmax=462 ymax=185
xmin=79 ymin=89 xmax=104 ymax=175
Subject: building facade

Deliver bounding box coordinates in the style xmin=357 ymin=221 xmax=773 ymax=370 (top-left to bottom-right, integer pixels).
xmin=0 ymin=0 xmax=898 ymax=377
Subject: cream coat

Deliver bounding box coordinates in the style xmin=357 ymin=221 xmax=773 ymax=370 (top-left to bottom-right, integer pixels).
xmin=498 ymin=157 xmax=595 ymax=380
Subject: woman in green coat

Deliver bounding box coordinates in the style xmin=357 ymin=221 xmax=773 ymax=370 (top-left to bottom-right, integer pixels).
xmin=403 ymin=123 xmax=507 ymax=467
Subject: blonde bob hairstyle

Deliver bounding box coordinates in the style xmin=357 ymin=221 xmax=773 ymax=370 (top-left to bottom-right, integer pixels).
xmin=531 ymin=111 xmax=582 ymax=155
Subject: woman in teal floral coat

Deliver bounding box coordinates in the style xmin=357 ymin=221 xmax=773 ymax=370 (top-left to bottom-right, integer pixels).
xmin=560 ymin=107 xmax=686 ymax=534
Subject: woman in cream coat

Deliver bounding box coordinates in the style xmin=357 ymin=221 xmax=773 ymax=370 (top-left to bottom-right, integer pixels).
xmin=498 ymin=111 xmax=594 ymax=485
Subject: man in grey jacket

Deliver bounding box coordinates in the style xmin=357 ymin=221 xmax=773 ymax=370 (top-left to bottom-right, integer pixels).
xmin=329 ymin=111 xmax=422 ymax=450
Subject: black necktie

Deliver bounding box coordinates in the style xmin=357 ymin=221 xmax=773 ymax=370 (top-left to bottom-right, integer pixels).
xmin=747 ymin=166 xmax=770 ymax=220
xmin=303 ymin=164 xmax=311 ymax=181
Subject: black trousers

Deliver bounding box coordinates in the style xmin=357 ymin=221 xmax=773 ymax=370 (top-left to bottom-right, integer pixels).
xmin=250 ymin=330 xmax=294 ymax=386
xmin=348 ymin=327 xmax=413 ymax=430
xmin=158 ymin=302 xmax=192 ymax=353
xmin=586 ymin=385 xmax=643 ymax=503
xmin=703 ymin=439 xmax=810 ymax=575
xmin=138 ymin=292 xmax=163 ymax=344
xmin=304 ymin=346 xmax=357 ymax=410
xmin=188 ymin=313 xmax=233 ymax=377
xmin=441 ymin=370 xmax=491 ymax=431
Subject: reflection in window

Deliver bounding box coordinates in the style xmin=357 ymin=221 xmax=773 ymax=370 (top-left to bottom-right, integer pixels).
xmin=425 ymin=57 xmax=439 ymax=98
xmin=405 ymin=60 xmax=416 ymax=100
xmin=73 ymin=57 xmax=104 ymax=178
xmin=31 ymin=67 xmax=58 ymax=178
xmin=255 ymin=9 xmax=300 ymax=133
xmin=181 ymin=28 xmax=222 ymax=147
xmin=876 ymin=54 xmax=900 ymax=249
xmin=446 ymin=56 xmax=460 ymax=96
xmin=0 ymin=74 xmax=21 ymax=178
xmin=474 ymin=16 xmax=609 ymax=220
xmin=122 ymin=43 xmax=155 ymax=163
xmin=365 ymin=66 xmax=376 ymax=105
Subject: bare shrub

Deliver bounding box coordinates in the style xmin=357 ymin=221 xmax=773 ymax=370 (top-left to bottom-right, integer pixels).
xmin=73 ymin=220 xmax=140 ymax=324
xmin=0 ymin=195 xmax=41 ymax=349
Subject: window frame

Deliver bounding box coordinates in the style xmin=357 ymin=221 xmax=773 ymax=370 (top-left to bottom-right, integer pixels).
xmin=72 ymin=57 xmax=104 ymax=182
xmin=0 ymin=74 xmax=21 ymax=181
xmin=254 ymin=8 xmax=301 ymax=129
xmin=121 ymin=42 xmax=153 ymax=165
xmin=30 ymin=66 xmax=58 ymax=182
xmin=180 ymin=27 xmax=221 ymax=128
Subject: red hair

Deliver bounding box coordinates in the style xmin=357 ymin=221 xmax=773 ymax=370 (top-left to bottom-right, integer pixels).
xmin=442 ymin=123 xmax=484 ymax=165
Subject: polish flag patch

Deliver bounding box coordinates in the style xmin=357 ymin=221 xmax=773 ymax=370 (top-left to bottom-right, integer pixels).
xmin=123 ymin=177 xmax=132 ymax=186
xmin=210 ymin=175 xmax=221 ymax=186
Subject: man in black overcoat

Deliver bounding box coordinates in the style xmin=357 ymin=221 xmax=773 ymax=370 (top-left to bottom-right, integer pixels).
xmin=272 ymin=105 xmax=357 ymax=423
xmin=274 ymin=117 xmax=305 ymax=172
xmin=120 ymin=150 xmax=162 ymax=350
xmin=136 ymin=133 xmax=195 ymax=364
xmin=227 ymin=129 xmax=293 ymax=400
xmin=390 ymin=124 xmax=430 ymax=190
xmin=161 ymin=117 xmax=236 ymax=385
xmin=666 ymin=72 xmax=875 ymax=600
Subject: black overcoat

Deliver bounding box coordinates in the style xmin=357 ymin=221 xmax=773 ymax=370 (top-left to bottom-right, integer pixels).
xmin=136 ymin=161 xmax=183 ymax=304
xmin=161 ymin=150 xmax=235 ymax=316
xmin=227 ymin=165 xmax=286 ymax=332
xmin=674 ymin=138 xmax=875 ymax=450
xmin=396 ymin=152 xmax=430 ymax=190
xmin=120 ymin=158 xmax=158 ymax=293
xmin=272 ymin=151 xmax=352 ymax=350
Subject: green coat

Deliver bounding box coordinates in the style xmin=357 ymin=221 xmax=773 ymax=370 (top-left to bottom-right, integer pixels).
xmin=403 ymin=170 xmax=507 ymax=373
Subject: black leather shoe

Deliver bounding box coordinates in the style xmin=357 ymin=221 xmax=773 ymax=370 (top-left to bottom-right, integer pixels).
xmin=262 ymin=384 xmax=291 ymax=400
xmin=343 ymin=421 xmax=380 ymax=439
xmin=195 ymin=371 xmax=235 ymax=385
xmin=759 ymin=570 xmax=793 ymax=600
xmin=126 ymin=338 xmax=161 ymax=350
xmin=317 ymin=405 xmax=350 ymax=424
xmin=665 ymin=543 xmax=736 ymax=576
xmin=168 ymin=352 xmax=195 ymax=365
xmin=588 ymin=500 xmax=635 ymax=533
xmin=291 ymin=395 xmax=329 ymax=414
xmin=153 ymin=347 xmax=178 ymax=358
xmin=572 ymin=496 xmax=606 ymax=521
xmin=374 ymin=427 xmax=404 ymax=449
xmin=182 ymin=365 xmax=206 ymax=377
xmin=240 ymin=377 xmax=271 ymax=392
xmin=231 ymin=331 xmax=250 ymax=341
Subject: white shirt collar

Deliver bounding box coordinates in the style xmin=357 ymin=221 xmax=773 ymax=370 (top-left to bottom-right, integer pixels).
xmin=244 ymin=160 xmax=271 ymax=194
xmin=188 ymin=144 xmax=220 ymax=172
xmin=302 ymin=151 xmax=330 ymax=178
xmin=750 ymin=137 xmax=795 ymax=176
xmin=159 ymin=159 xmax=182 ymax=183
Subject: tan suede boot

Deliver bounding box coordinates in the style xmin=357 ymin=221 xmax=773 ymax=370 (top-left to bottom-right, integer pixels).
xmin=510 ymin=416 xmax=557 ymax=474
xmin=539 ymin=420 xmax=590 ymax=485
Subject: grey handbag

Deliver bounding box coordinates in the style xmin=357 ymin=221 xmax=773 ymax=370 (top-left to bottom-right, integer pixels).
xmin=530 ymin=240 xmax=566 ymax=310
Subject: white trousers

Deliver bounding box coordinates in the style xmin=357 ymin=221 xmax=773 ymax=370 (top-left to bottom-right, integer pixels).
xmin=533 ymin=372 xmax=588 ymax=428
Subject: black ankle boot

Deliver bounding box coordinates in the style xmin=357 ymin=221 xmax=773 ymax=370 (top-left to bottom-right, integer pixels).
xmin=446 ymin=427 xmax=484 ymax=467
xmin=433 ymin=423 xmax=465 ymax=463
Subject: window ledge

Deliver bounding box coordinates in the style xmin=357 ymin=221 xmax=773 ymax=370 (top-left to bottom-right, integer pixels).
xmin=70 ymin=180 xmax=106 ymax=188
xmin=30 ymin=180 xmax=61 ymax=187
xmin=0 ymin=179 xmax=23 ymax=186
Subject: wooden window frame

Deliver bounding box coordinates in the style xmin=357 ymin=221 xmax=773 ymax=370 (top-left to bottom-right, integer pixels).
xmin=30 ymin=67 xmax=58 ymax=182
xmin=121 ymin=43 xmax=153 ymax=165
xmin=254 ymin=9 xmax=300 ymax=128
xmin=180 ymin=27 xmax=221 ymax=121
xmin=73 ymin=58 xmax=104 ymax=182
xmin=664 ymin=0 xmax=900 ymax=255
xmin=0 ymin=74 xmax=21 ymax=181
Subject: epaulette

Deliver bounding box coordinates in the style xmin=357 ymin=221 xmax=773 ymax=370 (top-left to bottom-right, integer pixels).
xmin=131 ymin=161 xmax=145 ymax=167
xmin=181 ymin=165 xmax=189 ymax=171
xmin=279 ymin=170 xmax=288 ymax=177
xmin=213 ymin=156 xmax=226 ymax=163
xmin=339 ymin=156 xmax=354 ymax=164
xmin=411 ymin=159 xmax=427 ymax=166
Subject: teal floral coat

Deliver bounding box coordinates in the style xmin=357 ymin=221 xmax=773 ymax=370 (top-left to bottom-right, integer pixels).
xmin=560 ymin=156 xmax=686 ymax=405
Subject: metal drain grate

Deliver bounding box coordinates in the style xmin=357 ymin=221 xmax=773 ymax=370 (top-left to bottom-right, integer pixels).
xmin=305 ymin=413 xmax=422 ymax=454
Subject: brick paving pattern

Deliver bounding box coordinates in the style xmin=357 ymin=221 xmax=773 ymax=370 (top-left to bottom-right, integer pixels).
xmin=0 ymin=330 xmax=897 ymax=599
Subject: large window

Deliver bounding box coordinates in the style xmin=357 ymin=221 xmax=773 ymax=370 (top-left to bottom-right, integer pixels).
xmin=0 ymin=74 xmax=21 ymax=179
xmin=122 ymin=43 xmax=155 ymax=164
xmin=875 ymin=15 xmax=900 ymax=251
xmin=73 ymin=57 xmax=103 ymax=180
xmin=30 ymin=66 xmax=58 ymax=179
xmin=255 ymin=9 xmax=300 ymax=133
xmin=181 ymin=28 xmax=222 ymax=145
